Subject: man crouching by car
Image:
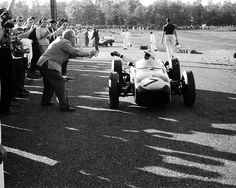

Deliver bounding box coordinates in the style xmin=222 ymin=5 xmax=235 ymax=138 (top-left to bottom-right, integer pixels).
xmin=37 ymin=29 xmax=98 ymax=112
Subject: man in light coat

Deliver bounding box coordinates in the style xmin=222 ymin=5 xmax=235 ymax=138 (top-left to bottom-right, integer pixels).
xmin=37 ymin=29 xmax=98 ymax=112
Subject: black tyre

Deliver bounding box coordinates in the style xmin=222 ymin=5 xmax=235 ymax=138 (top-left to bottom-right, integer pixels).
xmin=163 ymin=94 xmax=171 ymax=105
xmin=111 ymin=59 xmax=122 ymax=74
xmin=109 ymin=72 xmax=119 ymax=109
xmin=171 ymin=58 xmax=180 ymax=81
xmin=181 ymin=70 xmax=196 ymax=106
xmin=110 ymin=41 xmax=113 ymax=46
xmin=134 ymin=88 xmax=141 ymax=105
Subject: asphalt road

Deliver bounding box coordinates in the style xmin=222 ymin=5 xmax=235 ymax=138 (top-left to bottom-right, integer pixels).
xmin=1 ymin=47 xmax=236 ymax=187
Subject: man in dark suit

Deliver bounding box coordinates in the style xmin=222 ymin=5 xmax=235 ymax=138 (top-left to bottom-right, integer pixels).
xmin=92 ymin=28 xmax=99 ymax=51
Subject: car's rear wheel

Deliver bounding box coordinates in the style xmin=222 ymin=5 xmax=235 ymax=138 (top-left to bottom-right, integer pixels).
xmin=134 ymin=88 xmax=142 ymax=105
xmin=163 ymin=93 xmax=171 ymax=105
xmin=181 ymin=70 xmax=196 ymax=106
xmin=109 ymin=72 xmax=119 ymax=109
xmin=171 ymin=58 xmax=180 ymax=81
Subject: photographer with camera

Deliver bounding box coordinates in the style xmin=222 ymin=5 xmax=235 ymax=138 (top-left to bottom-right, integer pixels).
xmin=0 ymin=9 xmax=15 ymax=115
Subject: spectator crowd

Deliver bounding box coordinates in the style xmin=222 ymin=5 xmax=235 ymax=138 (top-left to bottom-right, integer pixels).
xmin=0 ymin=8 xmax=99 ymax=116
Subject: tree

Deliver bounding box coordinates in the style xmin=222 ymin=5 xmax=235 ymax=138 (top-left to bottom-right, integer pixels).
xmin=134 ymin=5 xmax=146 ymax=24
xmin=190 ymin=2 xmax=204 ymax=25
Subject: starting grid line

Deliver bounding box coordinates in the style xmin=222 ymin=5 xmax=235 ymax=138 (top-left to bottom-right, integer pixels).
xmin=4 ymin=146 xmax=59 ymax=166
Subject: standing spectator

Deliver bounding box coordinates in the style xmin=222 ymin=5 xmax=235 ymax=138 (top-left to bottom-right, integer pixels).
xmin=46 ymin=18 xmax=68 ymax=44
xmin=47 ymin=19 xmax=57 ymax=43
xmin=91 ymin=28 xmax=99 ymax=51
xmin=12 ymin=16 xmax=30 ymax=97
xmin=84 ymin=28 xmax=89 ymax=47
xmin=56 ymin=18 xmax=62 ymax=28
xmin=161 ymin=18 xmax=178 ymax=59
xmin=16 ymin=16 xmax=36 ymax=79
xmin=0 ymin=9 xmax=15 ymax=115
xmin=36 ymin=17 xmax=50 ymax=56
xmin=28 ymin=17 xmax=41 ymax=79
xmin=37 ymin=30 xmax=98 ymax=112
xmin=150 ymin=31 xmax=157 ymax=51
xmin=22 ymin=16 xmax=35 ymax=64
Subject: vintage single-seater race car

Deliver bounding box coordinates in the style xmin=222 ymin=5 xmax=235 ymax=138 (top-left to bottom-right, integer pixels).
xmin=109 ymin=50 xmax=196 ymax=109
xmin=99 ymin=36 xmax=115 ymax=47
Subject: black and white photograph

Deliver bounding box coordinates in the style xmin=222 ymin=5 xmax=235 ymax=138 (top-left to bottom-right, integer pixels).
xmin=0 ymin=0 xmax=236 ymax=187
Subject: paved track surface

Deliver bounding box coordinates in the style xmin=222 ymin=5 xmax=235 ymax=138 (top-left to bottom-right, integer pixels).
xmin=1 ymin=46 xmax=236 ymax=187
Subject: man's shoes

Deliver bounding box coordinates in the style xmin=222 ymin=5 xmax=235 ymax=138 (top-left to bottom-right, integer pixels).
xmin=41 ymin=102 xmax=55 ymax=107
xmin=60 ymin=106 xmax=76 ymax=112
xmin=62 ymin=76 xmax=73 ymax=81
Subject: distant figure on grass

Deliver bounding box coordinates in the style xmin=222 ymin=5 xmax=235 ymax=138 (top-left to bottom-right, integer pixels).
xmin=121 ymin=30 xmax=127 ymax=49
xmin=150 ymin=31 xmax=157 ymax=51
xmin=161 ymin=18 xmax=179 ymax=59
xmin=125 ymin=29 xmax=131 ymax=47
xmin=91 ymin=28 xmax=99 ymax=51
xmin=37 ymin=29 xmax=98 ymax=112
xmin=84 ymin=28 xmax=89 ymax=47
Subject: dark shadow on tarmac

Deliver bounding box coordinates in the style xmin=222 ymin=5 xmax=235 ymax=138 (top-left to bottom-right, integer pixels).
xmin=2 ymin=60 xmax=236 ymax=187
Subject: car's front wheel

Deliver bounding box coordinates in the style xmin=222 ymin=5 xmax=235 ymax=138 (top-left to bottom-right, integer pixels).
xmin=181 ymin=70 xmax=196 ymax=106
xmin=171 ymin=58 xmax=180 ymax=81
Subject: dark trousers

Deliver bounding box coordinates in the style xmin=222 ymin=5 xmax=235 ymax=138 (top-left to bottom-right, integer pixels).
xmin=94 ymin=39 xmax=99 ymax=51
xmin=39 ymin=63 xmax=69 ymax=109
xmin=29 ymin=42 xmax=40 ymax=72
xmin=61 ymin=59 xmax=69 ymax=76
xmin=0 ymin=48 xmax=14 ymax=112
xmin=12 ymin=58 xmax=27 ymax=95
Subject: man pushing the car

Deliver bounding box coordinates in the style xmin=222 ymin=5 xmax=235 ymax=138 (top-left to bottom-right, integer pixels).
xmin=37 ymin=29 xmax=98 ymax=112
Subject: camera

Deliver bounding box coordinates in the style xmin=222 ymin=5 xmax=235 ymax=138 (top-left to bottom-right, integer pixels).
xmin=1 ymin=10 xmax=14 ymax=29
xmin=0 ymin=9 xmax=14 ymax=48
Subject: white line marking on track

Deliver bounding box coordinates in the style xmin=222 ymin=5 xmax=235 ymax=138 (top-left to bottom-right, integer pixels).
xmin=4 ymin=146 xmax=59 ymax=166
xmin=1 ymin=123 xmax=32 ymax=131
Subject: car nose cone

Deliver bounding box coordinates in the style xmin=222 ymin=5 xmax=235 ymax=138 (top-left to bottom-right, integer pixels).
xmin=138 ymin=77 xmax=170 ymax=92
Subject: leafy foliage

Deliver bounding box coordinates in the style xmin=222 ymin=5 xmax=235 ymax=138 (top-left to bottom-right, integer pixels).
xmin=1 ymin=0 xmax=236 ymax=27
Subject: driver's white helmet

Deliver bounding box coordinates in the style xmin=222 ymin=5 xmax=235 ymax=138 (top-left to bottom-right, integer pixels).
xmin=144 ymin=49 xmax=158 ymax=60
